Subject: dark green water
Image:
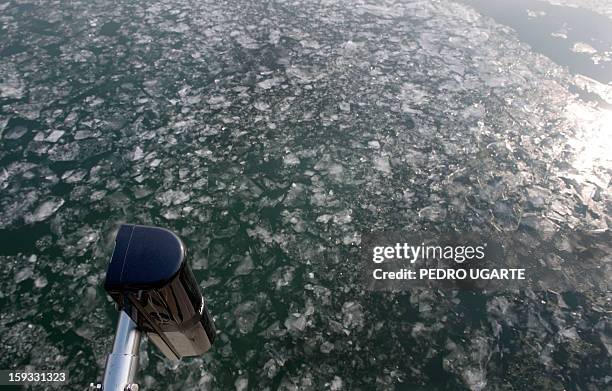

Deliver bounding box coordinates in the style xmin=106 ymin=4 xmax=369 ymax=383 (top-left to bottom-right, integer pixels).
xmin=1 ymin=0 xmax=611 ymax=390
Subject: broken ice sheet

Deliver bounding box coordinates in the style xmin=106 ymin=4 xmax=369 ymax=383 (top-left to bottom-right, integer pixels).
xmin=1 ymin=0 xmax=611 ymax=389
xmin=24 ymin=198 xmax=65 ymax=224
xmin=234 ymin=301 xmax=260 ymax=334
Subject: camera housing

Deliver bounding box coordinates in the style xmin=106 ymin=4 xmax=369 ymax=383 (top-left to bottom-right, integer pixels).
xmin=104 ymin=224 xmax=215 ymax=360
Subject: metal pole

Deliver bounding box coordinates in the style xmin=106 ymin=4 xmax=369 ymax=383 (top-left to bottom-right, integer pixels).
xmin=102 ymin=310 xmax=141 ymax=391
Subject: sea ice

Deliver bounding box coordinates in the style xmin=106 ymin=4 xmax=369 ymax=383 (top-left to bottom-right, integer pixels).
xmin=24 ymin=198 xmax=64 ymax=223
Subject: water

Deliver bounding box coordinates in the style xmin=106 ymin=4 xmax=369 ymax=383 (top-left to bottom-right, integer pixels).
xmin=1 ymin=0 xmax=611 ymax=390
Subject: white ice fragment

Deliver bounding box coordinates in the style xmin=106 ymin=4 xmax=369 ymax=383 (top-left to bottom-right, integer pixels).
xmin=157 ymin=190 xmax=190 ymax=206
xmin=62 ymin=169 xmax=87 ymax=183
xmin=34 ymin=276 xmax=48 ymax=288
xmin=150 ymin=158 xmax=162 ymax=168
xmin=235 ymin=33 xmax=260 ymax=49
xmin=15 ymin=268 xmax=33 ymax=283
xmin=235 ymin=376 xmax=248 ymax=391
xmin=418 ymin=205 xmax=447 ymax=222
xmin=74 ymin=130 xmax=93 ymax=140
xmin=45 ymin=130 xmax=65 ymax=143
xmin=559 ymin=327 xmax=579 ymax=340
xmin=333 ymin=210 xmax=352 ymax=225
xmin=131 ymin=146 xmax=144 ymax=161
xmin=462 ymin=368 xmax=487 ymax=391
xmin=330 ymin=376 xmax=344 ymax=391
xmin=3 ymin=126 xmax=27 ymax=140
xmin=235 ymin=255 xmax=254 ymax=276
xmin=300 ymin=40 xmax=321 ymax=49
xmin=253 ymin=101 xmax=270 ymax=111
xmin=283 ymin=153 xmax=300 ymax=166
xmin=269 ymin=30 xmax=281 ymax=45
xmin=320 ymin=341 xmax=334 ymax=354
xmin=316 ymin=214 xmax=332 ymax=223
xmin=24 ymin=198 xmax=65 ymax=223
xmin=162 ymin=209 xmax=180 ymax=220
xmin=341 ymin=301 xmax=364 ymax=330
xmin=551 ymin=31 xmax=567 ymax=39
xmin=257 ymin=77 xmax=284 ymax=90
xmin=284 ymin=313 xmax=307 ymax=333
xmin=373 ymin=156 xmax=392 ymax=173
xmin=339 ymin=102 xmax=350 ymax=112
xmin=526 ymin=9 xmax=546 ymax=18
xmin=272 ymin=266 xmax=295 ymax=289
xmin=207 ymin=95 xmax=226 ymax=106
xmin=234 ymin=301 xmax=259 ymax=334
xmin=571 ymin=42 xmax=597 ymax=55
xmin=573 ymin=74 xmax=612 ymax=105
xmin=0 ymin=67 xmax=25 ymax=99
xmin=0 ymin=116 xmax=8 ymax=139
xmin=263 ymin=359 xmax=279 ymax=378
xmin=368 ymin=140 xmax=380 ymax=149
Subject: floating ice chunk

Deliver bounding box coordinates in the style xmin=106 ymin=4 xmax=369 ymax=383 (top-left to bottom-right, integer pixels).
xmin=34 ymin=276 xmax=48 ymax=288
xmin=269 ymin=30 xmax=281 ymax=45
xmin=316 ymin=214 xmax=332 ymax=223
xmin=263 ymin=359 xmax=279 ymax=378
xmin=235 ymin=254 xmax=254 ymax=276
xmin=551 ymin=31 xmax=567 ymax=39
xmin=368 ymin=140 xmax=380 ymax=149
xmin=462 ymin=368 xmax=487 ymax=391
xmin=373 ymin=156 xmax=391 ymax=173
xmin=131 ymin=146 xmax=144 ymax=161
xmin=162 ymin=209 xmax=180 ymax=220
xmin=526 ymin=9 xmax=546 ymax=18
xmin=235 ymin=33 xmax=260 ymax=49
xmin=62 ymin=169 xmax=87 ymax=183
xmin=333 ymin=210 xmax=352 ymax=225
xmin=74 ymin=130 xmax=93 ymax=140
xmin=327 ymin=163 xmax=343 ymax=176
xmin=300 ymin=39 xmax=320 ymax=49
xmin=167 ymin=22 xmax=189 ymax=34
xmin=320 ymin=341 xmax=334 ymax=354
xmin=286 ymin=66 xmax=317 ymax=83
xmin=24 ymin=198 xmax=64 ymax=223
xmin=342 ymin=232 xmax=360 ymax=245
xmin=284 ymin=313 xmax=307 ymax=333
xmin=132 ymin=186 xmax=153 ymax=199
xmin=3 ymin=126 xmax=27 ymax=140
xmin=150 ymin=158 xmax=162 ymax=168
xmin=0 ymin=116 xmax=8 ymax=139
xmin=559 ymin=327 xmax=579 ymax=340
xmin=573 ymin=74 xmax=612 ymax=105
xmin=253 ymin=101 xmax=270 ymax=111
xmin=283 ymin=153 xmax=300 ymax=166
xmin=521 ymin=214 xmax=557 ymax=233
xmin=339 ymin=102 xmax=350 ymax=112
xmin=571 ymin=42 xmax=597 ymax=55
xmin=418 ymin=205 xmax=447 ymax=222
xmin=526 ymin=186 xmax=550 ymax=208
xmin=246 ymin=225 xmax=275 ymax=244
xmin=0 ymin=66 xmax=25 ymax=99
xmin=341 ymin=301 xmax=364 ymax=330
xmin=272 ymin=266 xmax=295 ymax=289
xmin=235 ymin=376 xmax=248 ymax=391
xmin=234 ymin=301 xmax=259 ymax=334
xmin=45 ymin=130 xmax=65 ymax=143
xmin=257 ymin=77 xmax=284 ymax=90
xmin=330 ymin=376 xmax=344 ymax=391
xmin=15 ymin=267 xmax=33 ymax=283
xmin=156 ymin=190 xmax=190 ymax=206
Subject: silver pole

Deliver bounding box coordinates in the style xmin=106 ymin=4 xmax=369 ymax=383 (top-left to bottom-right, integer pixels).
xmin=102 ymin=310 xmax=141 ymax=391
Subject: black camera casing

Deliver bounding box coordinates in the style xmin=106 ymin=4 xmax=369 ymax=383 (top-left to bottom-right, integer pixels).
xmin=104 ymin=224 xmax=215 ymax=360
